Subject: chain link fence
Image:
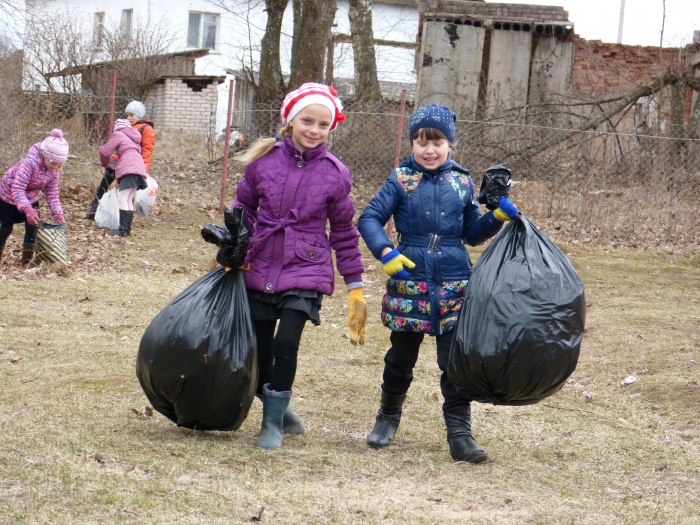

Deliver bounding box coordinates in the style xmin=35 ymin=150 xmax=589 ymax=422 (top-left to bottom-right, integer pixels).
xmin=1 ymin=90 xmax=698 ymax=245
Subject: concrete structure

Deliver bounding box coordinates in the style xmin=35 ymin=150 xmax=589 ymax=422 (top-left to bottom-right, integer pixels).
xmin=416 ymin=21 xmax=485 ymax=113
xmin=415 ymin=1 xmax=574 ymax=118
xmin=486 ymin=27 xmax=532 ymax=111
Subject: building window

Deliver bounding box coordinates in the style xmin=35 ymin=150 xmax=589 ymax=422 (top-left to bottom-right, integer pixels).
xmin=121 ymin=9 xmax=133 ymax=36
xmin=187 ymin=12 xmax=219 ymax=50
xmin=94 ymin=12 xmax=105 ymax=49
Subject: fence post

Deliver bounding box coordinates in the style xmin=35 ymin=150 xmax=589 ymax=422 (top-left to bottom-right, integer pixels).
xmin=220 ymin=78 xmax=236 ymax=214
xmin=386 ymin=89 xmax=408 ymax=238
xmin=107 ymin=70 xmax=117 ymax=138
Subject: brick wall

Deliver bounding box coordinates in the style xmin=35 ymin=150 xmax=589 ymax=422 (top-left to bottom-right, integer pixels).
xmin=571 ymin=36 xmax=684 ymax=97
xmin=146 ymin=78 xmax=219 ymax=135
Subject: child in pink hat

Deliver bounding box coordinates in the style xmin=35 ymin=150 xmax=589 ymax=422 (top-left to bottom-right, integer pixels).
xmin=0 ymin=129 xmax=68 ymax=265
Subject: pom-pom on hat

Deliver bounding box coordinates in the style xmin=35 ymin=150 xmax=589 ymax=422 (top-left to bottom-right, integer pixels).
xmin=125 ymin=100 xmax=146 ymax=119
xmin=409 ymin=103 xmax=457 ymax=144
xmin=40 ymin=129 xmax=69 ymax=165
xmin=280 ymin=83 xmax=346 ymax=131
xmin=113 ymin=118 xmax=131 ymax=132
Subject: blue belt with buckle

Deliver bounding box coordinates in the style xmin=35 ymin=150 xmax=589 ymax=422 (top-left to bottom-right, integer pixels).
xmin=399 ymin=233 xmax=462 ymax=249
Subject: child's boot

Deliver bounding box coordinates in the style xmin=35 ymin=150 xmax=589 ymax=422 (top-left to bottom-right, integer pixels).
xmin=125 ymin=210 xmax=134 ymax=236
xmin=109 ymin=210 xmax=129 ymax=237
xmin=367 ymin=391 xmax=406 ymax=447
xmin=255 ymin=384 xmax=291 ymax=449
xmin=21 ymin=243 xmax=35 ymax=266
xmin=443 ymin=404 xmax=488 ymax=464
xmin=255 ymin=394 xmax=305 ymax=435
xmin=84 ymin=197 xmax=99 ymax=220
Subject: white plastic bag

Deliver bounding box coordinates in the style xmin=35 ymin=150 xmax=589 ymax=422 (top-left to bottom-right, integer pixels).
xmin=95 ymin=187 xmax=120 ymax=230
xmin=135 ymin=175 xmax=159 ymax=217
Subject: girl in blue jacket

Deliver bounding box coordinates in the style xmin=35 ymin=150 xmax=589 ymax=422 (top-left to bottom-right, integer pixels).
xmin=358 ymin=104 xmax=518 ymax=463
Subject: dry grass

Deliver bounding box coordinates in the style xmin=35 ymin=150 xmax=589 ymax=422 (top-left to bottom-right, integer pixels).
xmin=1 ymin=139 xmax=700 ymax=524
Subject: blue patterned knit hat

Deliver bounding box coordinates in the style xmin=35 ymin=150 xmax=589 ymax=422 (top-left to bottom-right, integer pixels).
xmin=409 ymin=104 xmax=456 ymax=143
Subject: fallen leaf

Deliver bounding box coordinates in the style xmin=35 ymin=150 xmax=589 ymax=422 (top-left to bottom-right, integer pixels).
xmin=79 ymin=295 xmax=91 ymax=302
xmin=144 ymin=406 xmax=153 ymax=417
xmin=94 ymin=453 xmax=106 ymax=464
xmin=131 ymin=408 xmax=144 ymax=417
xmin=10 ymin=357 xmax=23 ymax=364
xmin=251 ymin=506 xmax=265 ymax=521
xmin=431 ymin=392 xmax=439 ymax=402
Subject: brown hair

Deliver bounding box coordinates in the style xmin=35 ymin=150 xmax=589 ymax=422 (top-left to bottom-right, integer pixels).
xmin=411 ymin=127 xmax=452 ymax=144
xmin=236 ymin=124 xmax=292 ymax=165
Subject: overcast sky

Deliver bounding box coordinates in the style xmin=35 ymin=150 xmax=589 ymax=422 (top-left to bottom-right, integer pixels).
xmin=504 ymin=0 xmax=699 ymax=47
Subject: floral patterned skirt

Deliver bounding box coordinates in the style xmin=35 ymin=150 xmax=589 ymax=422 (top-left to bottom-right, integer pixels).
xmin=381 ymin=278 xmax=468 ymax=335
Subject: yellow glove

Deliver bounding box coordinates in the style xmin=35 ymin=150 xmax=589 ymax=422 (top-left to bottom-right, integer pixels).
xmin=381 ymin=249 xmax=416 ymax=279
xmin=348 ymin=288 xmax=368 ymax=346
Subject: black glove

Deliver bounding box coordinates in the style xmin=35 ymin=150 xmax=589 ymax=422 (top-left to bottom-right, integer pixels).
xmin=477 ymin=164 xmax=512 ymax=211
xmin=200 ymin=207 xmax=250 ymax=268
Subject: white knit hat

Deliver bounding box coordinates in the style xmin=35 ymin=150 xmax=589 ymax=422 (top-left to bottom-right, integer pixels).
xmin=125 ymin=100 xmax=146 ymax=119
xmin=280 ymin=83 xmax=345 ymax=130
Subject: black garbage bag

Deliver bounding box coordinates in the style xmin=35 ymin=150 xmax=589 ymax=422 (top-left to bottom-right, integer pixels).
xmin=448 ymin=215 xmax=586 ymax=405
xmin=476 ymin=164 xmax=512 ymax=210
xmin=136 ymin=207 xmax=256 ymax=431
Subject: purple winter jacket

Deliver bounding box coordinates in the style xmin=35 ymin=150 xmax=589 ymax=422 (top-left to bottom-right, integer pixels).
xmin=233 ymin=137 xmax=364 ymax=296
xmin=99 ymin=128 xmax=147 ymax=180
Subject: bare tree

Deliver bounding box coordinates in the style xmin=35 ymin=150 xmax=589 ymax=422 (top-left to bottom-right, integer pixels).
xmin=258 ymin=0 xmax=288 ymax=103
xmin=348 ymin=0 xmax=381 ymax=102
xmin=288 ymin=0 xmax=337 ymax=89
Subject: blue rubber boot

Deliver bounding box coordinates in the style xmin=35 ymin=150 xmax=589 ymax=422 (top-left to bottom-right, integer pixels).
xmin=255 ymin=384 xmax=291 ymax=450
xmin=256 ymin=394 xmax=305 ymax=435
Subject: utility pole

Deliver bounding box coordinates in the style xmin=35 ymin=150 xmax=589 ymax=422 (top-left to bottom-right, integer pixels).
xmin=617 ymin=0 xmax=625 ymax=44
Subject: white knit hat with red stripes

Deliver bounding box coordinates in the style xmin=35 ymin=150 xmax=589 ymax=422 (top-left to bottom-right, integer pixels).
xmin=280 ymin=83 xmax=346 ymax=130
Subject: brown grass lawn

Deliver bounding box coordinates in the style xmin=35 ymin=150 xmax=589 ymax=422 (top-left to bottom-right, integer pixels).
xmin=1 ymin=140 xmax=699 ymax=524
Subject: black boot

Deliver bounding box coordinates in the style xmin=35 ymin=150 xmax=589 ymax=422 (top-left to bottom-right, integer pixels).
xmin=109 ymin=210 xmax=129 ymax=237
xmin=84 ymin=198 xmax=99 ymax=220
xmin=367 ymin=391 xmax=406 ymax=448
xmin=443 ymin=404 xmax=488 ymax=464
xmin=124 ymin=210 xmax=134 ymax=236
xmin=21 ymin=243 xmax=35 ymax=266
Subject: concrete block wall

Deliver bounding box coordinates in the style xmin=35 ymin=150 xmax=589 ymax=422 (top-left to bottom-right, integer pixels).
xmin=145 ymin=78 xmax=218 ymax=135
xmin=417 ymin=1 xmax=569 ymax=22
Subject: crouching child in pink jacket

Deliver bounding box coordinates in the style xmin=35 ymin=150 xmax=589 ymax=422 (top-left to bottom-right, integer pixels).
xmin=98 ymin=119 xmax=147 ymax=237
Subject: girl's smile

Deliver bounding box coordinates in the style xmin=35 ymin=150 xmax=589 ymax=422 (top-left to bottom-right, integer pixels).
xmin=412 ymin=138 xmax=450 ymax=170
xmin=290 ymin=105 xmax=332 ymax=151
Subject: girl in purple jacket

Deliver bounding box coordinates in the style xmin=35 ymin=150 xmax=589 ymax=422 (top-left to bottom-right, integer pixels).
xmin=0 ymin=129 xmax=68 ymax=265
xmin=98 ymin=119 xmax=148 ymax=237
xmin=233 ymin=83 xmax=368 ymax=450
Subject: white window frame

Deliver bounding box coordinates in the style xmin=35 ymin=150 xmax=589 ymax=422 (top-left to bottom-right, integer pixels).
xmin=121 ymin=9 xmax=133 ymax=37
xmin=93 ymin=12 xmax=105 ymax=50
xmin=187 ymin=12 xmax=219 ymax=50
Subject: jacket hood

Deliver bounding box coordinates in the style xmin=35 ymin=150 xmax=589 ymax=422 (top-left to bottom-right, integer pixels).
xmin=117 ymin=127 xmax=142 ymax=144
xmin=399 ymin=154 xmax=469 ymax=177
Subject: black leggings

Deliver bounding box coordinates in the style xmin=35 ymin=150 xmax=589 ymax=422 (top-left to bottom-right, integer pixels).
xmin=95 ymin=168 xmax=116 ymax=200
xmin=254 ymin=308 xmax=308 ymax=394
xmin=0 ymin=222 xmax=37 ymax=246
xmin=381 ymin=330 xmax=468 ymax=413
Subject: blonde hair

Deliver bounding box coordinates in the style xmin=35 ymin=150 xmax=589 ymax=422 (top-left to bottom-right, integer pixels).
xmin=236 ymin=124 xmax=292 ymax=165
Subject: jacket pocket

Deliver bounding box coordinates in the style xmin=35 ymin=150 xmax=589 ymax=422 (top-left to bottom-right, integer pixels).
xmin=294 ymin=239 xmax=328 ymax=263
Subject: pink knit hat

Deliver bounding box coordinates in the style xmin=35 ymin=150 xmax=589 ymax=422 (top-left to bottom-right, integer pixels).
xmin=280 ymin=83 xmax=346 ymax=131
xmin=40 ymin=129 xmax=69 ymax=164
xmin=113 ymin=118 xmax=131 ymax=132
